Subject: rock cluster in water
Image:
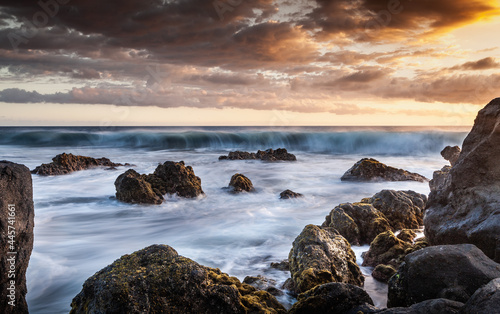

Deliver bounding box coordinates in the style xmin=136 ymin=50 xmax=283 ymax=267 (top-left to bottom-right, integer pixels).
xmin=31 ymin=152 xmax=129 ymax=175
xmin=219 ymin=148 xmax=297 ymax=161
xmin=425 ymin=98 xmax=500 ymax=262
xmin=115 ymin=161 xmax=204 ymax=204
xmin=341 ymin=158 xmax=428 ymax=182
xmin=0 ymin=161 xmax=34 ymax=313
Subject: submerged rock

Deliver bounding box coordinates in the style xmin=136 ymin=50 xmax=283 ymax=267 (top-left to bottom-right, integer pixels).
xmin=0 ymin=161 xmax=34 ymax=313
xmin=114 ymin=169 xmax=163 ymax=205
xmin=388 ymin=244 xmax=500 ymax=307
xmin=288 ymin=282 xmax=374 ymax=314
xmin=322 ymin=202 xmax=392 ymax=245
xmin=70 ymin=245 xmax=286 ymax=314
xmin=288 ymin=225 xmax=364 ymax=294
xmin=280 ymin=189 xmax=303 ymax=199
xmin=424 ymin=98 xmax=500 ymax=262
xmin=115 ymin=161 xmax=204 ymax=204
xmin=441 ymin=145 xmax=461 ymax=166
xmin=31 ymin=152 xmax=128 ymax=175
xmin=228 ymin=173 xmax=254 ymax=192
xmin=341 ymin=158 xmax=428 ymax=182
xmin=219 ymin=148 xmax=297 ymax=161
xmin=362 ymin=190 xmax=427 ymax=230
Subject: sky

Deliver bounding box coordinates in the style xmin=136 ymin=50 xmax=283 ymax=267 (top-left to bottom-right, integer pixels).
xmin=0 ymin=0 xmax=499 ymax=126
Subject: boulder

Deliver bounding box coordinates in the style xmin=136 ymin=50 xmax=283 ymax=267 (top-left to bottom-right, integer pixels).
xmin=270 ymin=260 xmax=289 ymax=271
xmin=228 ymin=173 xmax=254 ymax=192
xmin=0 ymin=161 xmax=35 ymax=313
xmin=322 ymin=203 xmax=392 ymax=245
xmin=396 ymin=229 xmax=417 ymax=243
xmin=149 ymin=161 xmax=204 ymax=198
xmin=243 ymin=275 xmax=283 ymax=296
xmin=219 ymin=148 xmax=296 ymax=161
xmin=372 ymin=264 xmax=397 ymax=283
xmin=362 ymin=190 xmax=427 ymax=230
xmin=31 ymin=153 xmax=127 ymax=175
xmin=370 ymin=298 xmax=464 ymax=314
xmin=114 ymin=169 xmax=163 ymax=205
xmin=70 ymin=245 xmax=286 ymax=314
xmin=461 ymin=278 xmax=500 ymax=314
xmin=441 ymin=146 xmax=461 ymax=166
xmin=361 ymin=231 xmax=413 ymax=268
xmin=341 ymin=158 xmax=428 ymax=182
xmin=424 ymin=98 xmax=500 ymax=262
xmin=288 ymin=225 xmax=364 ymax=294
xmin=114 ymin=161 xmax=204 ymax=204
xmin=388 ymin=244 xmax=500 ymax=307
xmin=289 ymin=282 xmax=374 ymax=314
xmin=280 ymin=189 xmax=303 ymax=199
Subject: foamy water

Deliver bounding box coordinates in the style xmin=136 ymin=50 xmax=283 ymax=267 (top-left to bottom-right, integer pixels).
xmin=0 ymin=127 xmax=467 ymax=313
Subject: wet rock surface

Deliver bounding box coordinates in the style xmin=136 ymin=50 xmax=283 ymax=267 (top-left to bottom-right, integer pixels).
xmin=228 ymin=173 xmax=254 ymax=192
xmin=70 ymin=245 xmax=286 ymax=314
xmin=341 ymin=158 xmax=428 ymax=182
xmin=114 ymin=169 xmax=163 ymax=205
xmin=425 ymin=98 xmax=500 ymax=262
xmin=0 ymin=161 xmax=34 ymax=313
xmin=288 ymin=224 xmax=364 ymax=294
xmin=279 ymin=189 xmax=303 ymax=199
xmin=461 ymin=278 xmax=500 ymax=314
xmin=219 ymin=148 xmax=297 ymax=161
xmin=31 ymin=153 xmax=128 ymax=175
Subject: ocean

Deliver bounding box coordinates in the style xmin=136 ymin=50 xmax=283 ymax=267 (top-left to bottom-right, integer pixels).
xmin=0 ymin=126 xmax=469 ymax=313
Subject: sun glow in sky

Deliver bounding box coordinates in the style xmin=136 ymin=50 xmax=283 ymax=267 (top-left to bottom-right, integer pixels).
xmin=0 ymin=0 xmax=499 ymax=126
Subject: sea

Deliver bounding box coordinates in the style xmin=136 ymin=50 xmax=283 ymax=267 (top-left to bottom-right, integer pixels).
xmin=0 ymin=126 xmax=470 ymax=313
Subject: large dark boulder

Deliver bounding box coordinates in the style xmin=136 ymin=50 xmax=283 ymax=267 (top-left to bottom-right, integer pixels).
xmin=441 ymin=146 xmax=461 ymax=166
xmin=0 ymin=161 xmax=34 ymax=313
xmin=31 ymin=152 xmax=127 ymax=175
xmin=115 ymin=169 xmax=163 ymax=204
xmin=322 ymin=203 xmax=392 ymax=245
xmin=70 ymin=245 xmax=286 ymax=314
xmin=219 ymin=148 xmax=296 ymax=161
xmin=289 ymin=282 xmax=374 ymax=314
xmin=362 ymin=190 xmax=427 ymax=230
xmin=228 ymin=173 xmax=254 ymax=193
xmin=368 ymin=298 xmax=464 ymax=314
xmin=341 ymin=158 xmax=428 ymax=182
xmin=288 ymin=225 xmax=364 ymax=294
xmin=388 ymin=244 xmax=500 ymax=307
xmin=461 ymin=278 xmax=500 ymax=314
xmin=425 ymin=98 xmax=500 ymax=262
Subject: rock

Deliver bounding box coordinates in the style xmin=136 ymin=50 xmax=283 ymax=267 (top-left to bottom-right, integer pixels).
xmin=219 ymin=148 xmax=297 ymax=161
xmin=149 ymin=161 xmax=204 ymax=198
xmin=441 ymin=145 xmax=461 ymax=166
xmin=114 ymin=169 xmax=163 ymax=205
xmin=280 ymin=189 xmax=303 ymax=199
xmin=288 ymin=225 xmax=364 ymax=294
xmin=0 ymin=161 xmax=35 ymax=313
xmin=363 ymin=190 xmax=427 ymax=230
xmin=31 ymin=152 xmax=126 ymax=175
xmin=426 ymin=166 xmax=451 ymax=208
xmin=461 ymin=278 xmax=500 ymax=314
xmin=372 ymin=264 xmax=397 ymax=283
xmin=228 ymin=173 xmax=254 ymax=192
xmin=70 ymin=245 xmax=286 ymax=314
xmin=341 ymin=158 xmax=428 ymax=182
xmin=374 ymin=298 xmax=464 ymax=314
xmin=270 ymin=260 xmax=289 ymax=271
xmin=243 ymin=275 xmax=283 ymax=296
xmin=114 ymin=161 xmax=204 ymax=204
xmin=322 ymin=203 xmax=392 ymax=245
xmin=424 ymin=99 xmax=500 ymax=262
xmin=388 ymin=244 xmax=500 ymax=307
xmin=289 ymin=282 xmax=374 ymax=314
xmin=362 ymin=231 xmax=412 ymax=268
xmin=396 ymin=229 xmax=417 ymax=243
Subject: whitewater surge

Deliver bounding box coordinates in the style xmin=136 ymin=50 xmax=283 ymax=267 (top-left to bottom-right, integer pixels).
xmin=0 ymin=126 xmax=467 ymax=313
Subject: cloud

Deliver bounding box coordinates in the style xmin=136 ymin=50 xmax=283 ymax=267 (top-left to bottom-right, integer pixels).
xmin=450 ymin=57 xmax=500 ymax=71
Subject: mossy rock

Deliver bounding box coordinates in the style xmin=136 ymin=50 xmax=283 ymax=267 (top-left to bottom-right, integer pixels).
xmin=362 ymin=231 xmax=412 ymax=267
xmin=115 ymin=169 xmax=163 ymax=204
xmin=372 ymin=264 xmax=397 ymax=283
xmin=70 ymin=245 xmax=286 ymax=314
xmin=228 ymin=173 xmax=254 ymax=192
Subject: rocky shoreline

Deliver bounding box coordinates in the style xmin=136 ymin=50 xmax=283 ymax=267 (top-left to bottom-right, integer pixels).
xmin=3 ymin=99 xmax=500 ymax=313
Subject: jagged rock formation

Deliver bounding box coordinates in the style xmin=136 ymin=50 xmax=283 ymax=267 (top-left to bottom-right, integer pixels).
xmin=341 ymin=158 xmax=428 ymax=182
xmin=219 ymin=148 xmax=297 ymax=161
xmin=32 ymin=153 xmax=128 ymax=175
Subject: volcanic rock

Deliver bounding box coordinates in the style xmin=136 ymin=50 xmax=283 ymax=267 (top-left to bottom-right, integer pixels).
xmin=341 ymin=158 xmax=428 ymax=182
xmin=228 ymin=173 xmax=254 ymax=192
xmin=0 ymin=161 xmax=34 ymax=313
xmin=31 ymin=152 xmax=127 ymax=175
xmin=279 ymin=189 xmax=303 ymax=199
xmin=219 ymin=148 xmax=296 ymax=161
xmin=441 ymin=145 xmax=461 ymax=166
xmin=114 ymin=169 xmax=163 ymax=204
